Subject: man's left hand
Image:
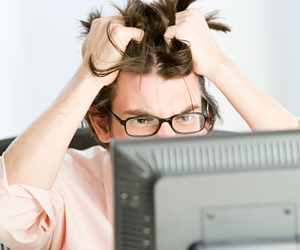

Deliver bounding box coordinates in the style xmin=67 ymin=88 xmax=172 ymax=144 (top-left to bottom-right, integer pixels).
xmin=164 ymin=8 xmax=226 ymax=79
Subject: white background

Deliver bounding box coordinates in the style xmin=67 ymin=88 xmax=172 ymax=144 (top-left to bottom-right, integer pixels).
xmin=1 ymin=0 xmax=300 ymax=140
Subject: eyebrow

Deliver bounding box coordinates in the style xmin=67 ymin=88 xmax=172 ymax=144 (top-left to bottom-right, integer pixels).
xmin=123 ymin=104 xmax=202 ymax=117
xmin=180 ymin=104 xmax=201 ymax=114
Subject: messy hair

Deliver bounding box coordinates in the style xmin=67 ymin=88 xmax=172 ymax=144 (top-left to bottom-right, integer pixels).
xmin=80 ymin=0 xmax=231 ymax=143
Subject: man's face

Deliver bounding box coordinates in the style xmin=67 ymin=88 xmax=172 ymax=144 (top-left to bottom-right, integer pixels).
xmin=95 ymin=71 xmax=209 ymax=142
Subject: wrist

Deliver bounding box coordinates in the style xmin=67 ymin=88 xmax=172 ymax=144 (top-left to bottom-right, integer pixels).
xmin=204 ymin=53 xmax=233 ymax=82
xmin=205 ymin=54 xmax=239 ymax=85
xmin=78 ymin=58 xmax=119 ymax=88
xmin=78 ymin=60 xmax=95 ymax=79
xmin=77 ymin=62 xmax=108 ymax=88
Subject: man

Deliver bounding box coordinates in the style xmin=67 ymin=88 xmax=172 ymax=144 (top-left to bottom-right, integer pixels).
xmin=0 ymin=0 xmax=298 ymax=249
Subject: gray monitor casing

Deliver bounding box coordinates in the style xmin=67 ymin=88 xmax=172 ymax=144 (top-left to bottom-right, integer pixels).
xmin=110 ymin=130 xmax=300 ymax=250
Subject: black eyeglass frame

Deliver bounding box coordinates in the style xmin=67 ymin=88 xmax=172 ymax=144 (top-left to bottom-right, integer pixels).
xmin=105 ymin=103 xmax=210 ymax=137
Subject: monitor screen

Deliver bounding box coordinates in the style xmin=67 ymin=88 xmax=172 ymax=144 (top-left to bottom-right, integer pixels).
xmin=110 ymin=130 xmax=300 ymax=250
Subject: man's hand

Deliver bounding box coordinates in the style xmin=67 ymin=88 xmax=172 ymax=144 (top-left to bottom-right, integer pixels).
xmin=82 ymin=17 xmax=144 ymax=85
xmin=4 ymin=17 xmax=144 ymax=191
xmin=165 ymin=8 xmax=298 ymax=131
xmin=164 ymin=9 xmax=226 ymax=79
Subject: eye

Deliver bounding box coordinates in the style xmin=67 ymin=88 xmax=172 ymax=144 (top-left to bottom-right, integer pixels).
xmin=137 ymin=119 xmax=146 ymax=124
xmin=135 ymin=118 xmax=155 ymax=124
xmin=177 ymin=114 xmax=192 ymax=122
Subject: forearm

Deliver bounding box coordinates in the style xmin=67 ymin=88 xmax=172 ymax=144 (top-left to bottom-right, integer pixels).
xmin=164 ymin=8 xmax=298 ymax=130
xmin=207 ymin=56 xmax=298 ymax=131
xmin=5 ymin=65 xmax=104 ymax=190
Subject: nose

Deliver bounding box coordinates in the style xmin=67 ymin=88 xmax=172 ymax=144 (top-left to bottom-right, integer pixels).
xmin=155 ymin=122 xmax=177 ymax=138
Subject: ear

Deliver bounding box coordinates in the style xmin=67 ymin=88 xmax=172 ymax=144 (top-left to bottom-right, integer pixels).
xmin=88 ymin=107 xmax=112 ymax=143
xmin=205 ymin=119 xmax=212 ymax=131
xmin=205 ymin=105 xmax=213 ymax=131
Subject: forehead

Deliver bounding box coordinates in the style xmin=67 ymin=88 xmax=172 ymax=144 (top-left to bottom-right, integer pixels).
xmin=112 ymin=71 xmax=202 ymax=117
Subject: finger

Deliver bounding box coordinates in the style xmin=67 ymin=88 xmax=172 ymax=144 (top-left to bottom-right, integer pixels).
xmin=175 ymin=8 xmax=204 ymax=20
xmin=175 ymin=15 xmax=197 ymax=25
xmin=91 ymin=18 xmax=100 ymax=26
xmin=113 ymin=26 xmax=145 ymax=52
xmin=82 ymin=18 xmax=101 ymax=58
xmin=109 ymin=17 xmax=144 ymax=41
xmin=175 ymin=9 xmax=206 ymax=27
xmin=175 ymin=12 xmax=204 ymax=30
xmin=164 ymin=25 xmax=177 ymax=41
xmin=110 ymin=16 xmax=126 ymax=26
xmin=82 ymin=36 xmax=88 ymax=58
xmin=128 ymin=27 xmax=144 ymax=42
xmin=175 ymin=17 xmax=200 ymax=35
xmin=164 ymin=24 xmax=191 ymax=44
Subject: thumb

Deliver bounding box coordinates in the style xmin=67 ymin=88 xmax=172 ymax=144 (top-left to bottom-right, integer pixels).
xmin=164 ymin=25 xmax=177 ymax=43
xmin=116 ymin=27 xmax=144 ymax=52
xmin=126 ymin=27 xmax=145 ymax=43
xmin=81 ymin=19 xmax=100 ymax=58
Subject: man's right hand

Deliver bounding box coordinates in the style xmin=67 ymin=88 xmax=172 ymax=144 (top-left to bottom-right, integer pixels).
xmin=81 ymin=16 xmax=144 ymax=85
xmin=4 ymin=17 xmax=143 ymax=191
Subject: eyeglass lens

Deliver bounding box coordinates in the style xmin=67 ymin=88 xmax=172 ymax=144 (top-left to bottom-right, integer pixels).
xmin=125 ymin=113 xmax=205 ymax=136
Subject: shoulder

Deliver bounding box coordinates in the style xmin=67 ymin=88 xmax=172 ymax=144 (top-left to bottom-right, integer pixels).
xmin=61 ymin=146 xmax=108 ymax=181
xmin=65 ymin=145 xmax=107 ymax=162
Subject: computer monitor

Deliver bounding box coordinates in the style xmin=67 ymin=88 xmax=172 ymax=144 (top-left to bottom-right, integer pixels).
xmin=110 ymin=130 xmax=300 ymax=250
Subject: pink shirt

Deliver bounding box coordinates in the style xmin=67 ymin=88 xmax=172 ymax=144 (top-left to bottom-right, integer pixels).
xmin=0 ymin=146 xmax=114 ymax=250
xmin=2 ymin=123 xmax=300 ymax=249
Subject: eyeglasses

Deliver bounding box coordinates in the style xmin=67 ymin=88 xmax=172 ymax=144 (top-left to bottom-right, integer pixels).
xmin=105 ymin=103 xmax=210 ymax=137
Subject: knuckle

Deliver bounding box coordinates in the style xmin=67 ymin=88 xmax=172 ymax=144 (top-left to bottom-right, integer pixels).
xmin=185 ymin=8 xmax=195 ymax=14
xmin=197 ymin=9 xmax=203 ymax=15
xmin=112 ymin=25 xmax=124 ymax=36
xmin=100 ymin=16 xmax=110 ymax=22
xmin=184 ymin=15 xmax=194 ymax=23
xmin=99 ymin=16 xmax=111 ymax=26
xmin=187 ymin=8 xmax=202 ymax=16
xmin=179 ymin=20 xmax=191 ymax=30
xmin=92 ymin=18 xmax=100 ymax=24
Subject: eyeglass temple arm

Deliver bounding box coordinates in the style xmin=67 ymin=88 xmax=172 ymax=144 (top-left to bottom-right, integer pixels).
xmin=105 ymin=107 xmax=125 ymax=125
